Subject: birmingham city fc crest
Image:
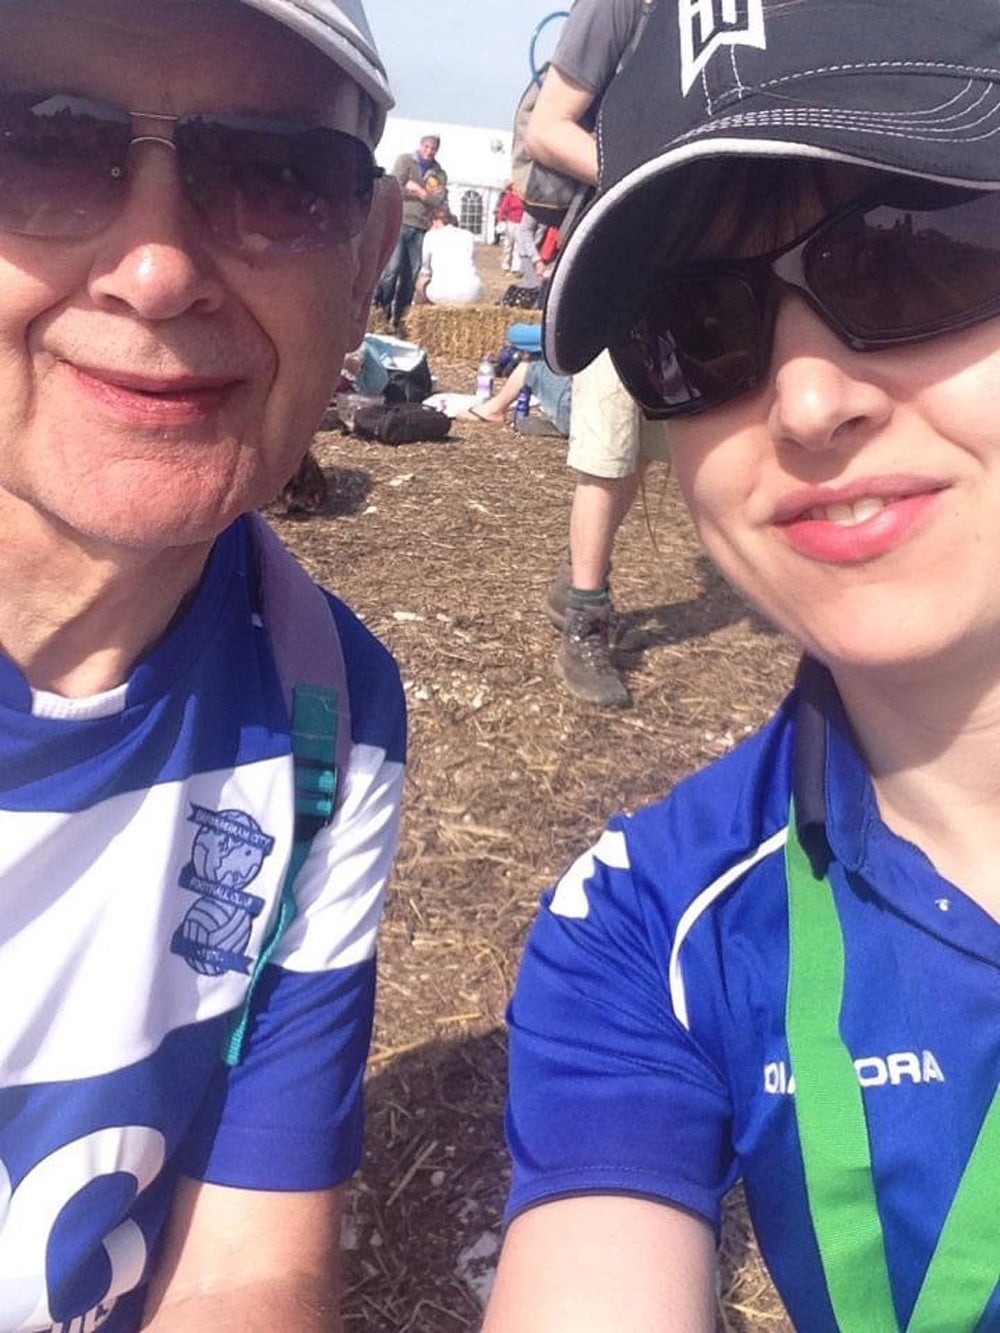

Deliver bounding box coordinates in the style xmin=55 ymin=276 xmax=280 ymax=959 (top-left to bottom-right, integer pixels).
xmin=171 ymin=805 xmax=274 ymax=976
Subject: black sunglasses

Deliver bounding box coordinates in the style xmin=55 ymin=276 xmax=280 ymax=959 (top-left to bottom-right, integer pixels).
xmin=609 ymin=185 xmax=1000 ymax=419
xmin=0 ymin=91 xmax=381 ymax=255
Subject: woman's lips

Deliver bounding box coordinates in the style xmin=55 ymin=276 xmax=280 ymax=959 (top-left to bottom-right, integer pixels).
xmin=66 ymin=363 xmax=240 ymax=425
xmin=774 ymin=482 xmax=945 ymax=563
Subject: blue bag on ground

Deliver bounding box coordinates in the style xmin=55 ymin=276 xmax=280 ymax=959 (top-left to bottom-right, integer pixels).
xmin=357 ymin=334 xmax=434 ymax=403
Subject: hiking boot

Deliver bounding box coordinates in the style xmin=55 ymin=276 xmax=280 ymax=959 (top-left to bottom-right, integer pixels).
xmin=557 ymin=605 xmax=632 ymax=707
xmin=545 ymin=559 xmax=624 ymax=643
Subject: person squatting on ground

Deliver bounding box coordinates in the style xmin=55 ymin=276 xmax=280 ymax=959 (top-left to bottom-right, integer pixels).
xmin=0 ymin=0 xmax=406 ymax=1328
xmin=375 ymin=131 xmax=448 ymax=330
xmin=415 ymin=205 xmax=484 ymax=306
xmin=526 ymin=0 xmax=669 ymax=709
xmin=486 ymin=0 xmax=999 ymax=1328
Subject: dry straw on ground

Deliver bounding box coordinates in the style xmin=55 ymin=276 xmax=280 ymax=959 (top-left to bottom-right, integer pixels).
xmin=269 ymin=243 xmax=796 ymax=1331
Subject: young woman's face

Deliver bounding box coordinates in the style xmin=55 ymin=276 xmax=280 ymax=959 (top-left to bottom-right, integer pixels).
xmin=666 ymin=166 xmax=1000 ymax=683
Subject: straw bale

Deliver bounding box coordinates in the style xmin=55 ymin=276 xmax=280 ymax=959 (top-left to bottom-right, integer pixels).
xmin=404 ymin=304 xmax=541 ymax=360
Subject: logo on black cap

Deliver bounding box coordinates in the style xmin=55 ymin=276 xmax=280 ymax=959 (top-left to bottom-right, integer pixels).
xmin=678 ymin=0 xmax=766 ymax=95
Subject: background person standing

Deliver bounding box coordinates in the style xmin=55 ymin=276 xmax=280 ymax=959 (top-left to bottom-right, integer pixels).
xmin=515 ymin=212 xmax=549 ymax=294
xmin=375 ymin=132 xmax=448 ymax=330
xmin=526 ymin=0 xmax=668 ymax=709
xmin=496 ymin=183 xmax=525 ymax=274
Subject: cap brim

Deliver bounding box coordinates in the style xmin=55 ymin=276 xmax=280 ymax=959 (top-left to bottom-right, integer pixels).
xmin=238 ymin=0 xmax=393 ymax=137
xmin=546 ymin=74 xmax=1000 ymax=375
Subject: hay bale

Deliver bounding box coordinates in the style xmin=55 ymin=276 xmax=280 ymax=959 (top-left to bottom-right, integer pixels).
xmin=403 ymin=304 xmax=542 ymax=360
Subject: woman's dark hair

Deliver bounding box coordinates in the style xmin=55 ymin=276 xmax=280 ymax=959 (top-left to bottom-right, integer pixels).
xmin=604 ymin=156 xmax=895 ymax=348
xmin=647 ymin=156 xmax=887 ymax=268
xmin=431 ymin=203 xmax=460 ymax=226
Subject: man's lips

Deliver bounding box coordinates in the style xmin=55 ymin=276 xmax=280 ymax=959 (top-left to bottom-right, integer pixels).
xmin=772 ymin=477 xmax=947 ymax=562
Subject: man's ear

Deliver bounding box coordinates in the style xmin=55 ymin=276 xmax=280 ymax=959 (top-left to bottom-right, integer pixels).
xmin=348 ymin=176 xmax=403 ymax=346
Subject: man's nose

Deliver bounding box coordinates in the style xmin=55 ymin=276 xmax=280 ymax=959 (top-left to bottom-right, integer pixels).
xmin=767 ymin=292 xmax=893 ymax=454
xmin=85 ymin=139 xmax=227 ymax=321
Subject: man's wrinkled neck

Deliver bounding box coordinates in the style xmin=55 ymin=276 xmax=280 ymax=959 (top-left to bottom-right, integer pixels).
xmin=0 ymin=487 xmax=212 ymax=696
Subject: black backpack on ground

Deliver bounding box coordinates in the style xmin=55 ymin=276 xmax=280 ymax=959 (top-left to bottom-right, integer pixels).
xmin=353 ymin=403 xmax=452 ymax=446
xmin=383 ymin=358 xmax=434 ymax=403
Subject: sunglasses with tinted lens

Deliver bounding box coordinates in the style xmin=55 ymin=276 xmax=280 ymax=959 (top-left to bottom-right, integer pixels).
xmin=0 ymin=91 xmax=380 ymax=254
xmin=610 ymin=186 xmax=1000 ymax=419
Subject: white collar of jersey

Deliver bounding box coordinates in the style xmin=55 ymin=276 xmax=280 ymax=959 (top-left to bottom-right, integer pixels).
xmin=31 ymin=683 xmax=130 ymax=721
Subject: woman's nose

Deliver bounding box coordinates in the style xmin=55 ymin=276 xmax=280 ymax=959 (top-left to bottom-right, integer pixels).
xmin=767 ymin=291 xmax=893 ymax=454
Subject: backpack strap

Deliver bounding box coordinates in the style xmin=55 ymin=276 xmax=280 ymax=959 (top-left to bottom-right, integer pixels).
xmin=245 ymin=512 xmax=352 ymax=778
xmin=222 ymin=513 xmax=352 ymax=1067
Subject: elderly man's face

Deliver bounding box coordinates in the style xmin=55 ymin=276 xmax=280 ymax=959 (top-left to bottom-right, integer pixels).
xmin=420 ymin=137 xmax=439 ymax=161
xmin=0 ymin=0 xmax=397 ymax=549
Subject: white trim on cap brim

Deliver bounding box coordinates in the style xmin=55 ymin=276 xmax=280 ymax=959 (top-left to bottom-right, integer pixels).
xmin=238 ymin=0 xmax=393 ymax=133
xmin=545 ymin=136 xmax=1000 ymax=375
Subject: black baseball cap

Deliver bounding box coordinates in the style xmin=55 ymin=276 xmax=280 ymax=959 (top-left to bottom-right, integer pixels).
xmin=545 ymin=0 xmax=1000 ymax=375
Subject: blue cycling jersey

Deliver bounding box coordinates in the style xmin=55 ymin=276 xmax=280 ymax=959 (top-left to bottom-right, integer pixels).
xmin=505 ymin=660 xmax=999 ymax=1331
xmin=0 ymin=517 xmax=406 ymax=1333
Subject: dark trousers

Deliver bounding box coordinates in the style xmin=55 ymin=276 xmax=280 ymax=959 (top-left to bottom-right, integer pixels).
xmin=376 ymin=224 xmax=426 ymax=323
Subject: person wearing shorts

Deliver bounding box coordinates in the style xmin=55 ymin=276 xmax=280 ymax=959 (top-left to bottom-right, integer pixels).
xmin=565 ymin=349 xmax=667 ymax=482
xmin=552 ymin=351 xmax=670 ymax=698
xmin=527 ymin=0 xmax=661 ymax=708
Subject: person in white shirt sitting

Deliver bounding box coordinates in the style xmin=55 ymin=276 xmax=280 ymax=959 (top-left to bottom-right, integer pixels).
xmin=416 ymin=206 xmax=484 ymax=305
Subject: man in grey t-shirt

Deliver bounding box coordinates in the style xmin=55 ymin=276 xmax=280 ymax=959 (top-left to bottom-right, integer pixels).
xmin=526 ymin=0 xmax=643 ymax=183
xmin=375 ymin=133 xmax=448 ymax=330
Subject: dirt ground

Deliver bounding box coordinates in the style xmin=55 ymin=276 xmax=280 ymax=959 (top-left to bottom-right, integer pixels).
xmin=266 ymin=243 xmax=799 ymax=1331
